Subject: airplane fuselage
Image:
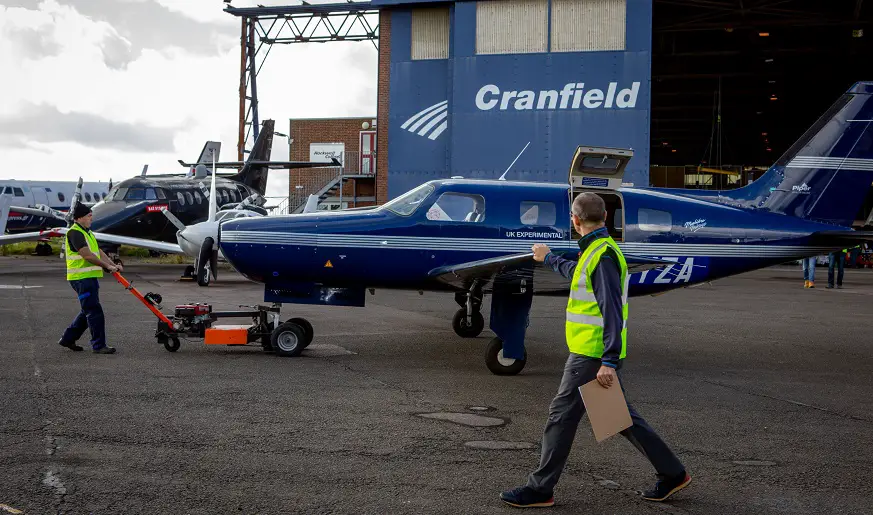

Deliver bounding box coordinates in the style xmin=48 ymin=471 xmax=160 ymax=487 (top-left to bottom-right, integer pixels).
xmin=219 ymin=179 xmax=845 ymax=298
xmin=0 ymin=180 xmax=110 ymax=233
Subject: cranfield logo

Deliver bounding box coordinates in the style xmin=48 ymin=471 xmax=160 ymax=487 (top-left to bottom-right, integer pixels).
xmin=402 ymin=81 xmax=641 ymax=141
xmin=401 ymin=100 xmax=449 ymax=140
xmin=792 ymin=183 xmax=811 ymax=193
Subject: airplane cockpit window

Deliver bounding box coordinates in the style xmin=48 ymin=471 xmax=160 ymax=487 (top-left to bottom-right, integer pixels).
xmin=177 ymin=192 xmax=186 ymax=206
xmin=145 ymin=188 xmax=157 ymax=200
xmin=0 ymin=186 xmax=9 ymax=194
xmin=215 ymin=211 xmax=231 ymax=221
xmin=520 ymin=201 xmax=557 ymax=226
xmin=57 ymin=192 xmax=65 ymax=203
xmin=426 ymin=192 xmax=485 ymax=223
xmin=125 ymin=188 xmax=145 ymax=200
xmin=13 ymin=188 xmax=24 ymax=197
xmin=383 ymin=183 xmax=434 ymax=216
xmin=638 ymin=208 xmax=672 ymax=232
xmin=155 ymin=188 xmax=167 ymax=200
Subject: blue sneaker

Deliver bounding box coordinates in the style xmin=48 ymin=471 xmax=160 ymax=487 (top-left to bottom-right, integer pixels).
xmin=641 ymin=473 xmax=692 ymax=502
xmin=499 ymin=486 xmax=554 ymax=508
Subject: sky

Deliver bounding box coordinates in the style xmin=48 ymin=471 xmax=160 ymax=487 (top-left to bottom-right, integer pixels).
xmin=0 ymin=0 xmax=378 ymax=200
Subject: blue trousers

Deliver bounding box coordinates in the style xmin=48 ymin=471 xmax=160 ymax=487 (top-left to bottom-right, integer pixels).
xmin=61 ymin=278 xmax=107 ymax=350
xmin=527 ymin=355 xmax=685 ymax=494
xmin=828 ymin=252 xmax=845 ymax=287
xmin=802 ymin=256 xmax=816 ymax=282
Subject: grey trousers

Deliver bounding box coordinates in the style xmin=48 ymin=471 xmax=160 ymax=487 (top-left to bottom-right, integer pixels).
xmin=526 ymin=354 xmax=686 ymax=494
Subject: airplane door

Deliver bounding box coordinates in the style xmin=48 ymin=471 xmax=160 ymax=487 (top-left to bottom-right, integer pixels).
xmin=568 ymin=146 xmax=632 ymax=192
xmin=423 ymin=190 xmax=498 ymax=262
xmin=32 ymin=187 xmax=50 ymax=207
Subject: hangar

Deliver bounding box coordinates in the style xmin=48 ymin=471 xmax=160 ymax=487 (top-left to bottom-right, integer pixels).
xmin=225 ymin=0 xmax=873 ymax=222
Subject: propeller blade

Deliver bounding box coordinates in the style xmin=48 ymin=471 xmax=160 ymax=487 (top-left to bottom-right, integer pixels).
xmin=208 ymin=147 xmax=218 ymax=222
xmin=0 ymin=194 xmax=11 ymax=235
xmin=160 ymin=208 xmax=187 ymax=232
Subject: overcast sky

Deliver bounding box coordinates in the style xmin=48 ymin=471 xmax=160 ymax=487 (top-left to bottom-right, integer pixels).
xmin=0 ymin=0 xmax=378 ymax=199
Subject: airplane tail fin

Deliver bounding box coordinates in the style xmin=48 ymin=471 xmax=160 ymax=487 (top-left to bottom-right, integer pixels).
xmin=229 ymin=120 xmax=275 ymax=196
xmin=725 ymin=82 xmax=873 ymax=227
xmin=196 ymin=141 xmax=222 ymax=165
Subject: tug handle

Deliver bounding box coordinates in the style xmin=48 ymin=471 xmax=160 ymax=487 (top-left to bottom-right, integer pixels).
xmin=112 ymin=272 xmax=175 ymax=327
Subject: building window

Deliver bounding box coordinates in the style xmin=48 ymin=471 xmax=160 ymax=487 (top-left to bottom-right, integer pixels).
xmin=477 ymin=0 xmax=548 ymax=55
xmin=426 ymin=192 xmax=486 ymax=222
xmin=411 ymin=7 xmax=450 ymax=60
xmin=638 ymin=208 xmax=672 ymax=232
xmin=520 ymin=201 xmax=557 ymax=226
xmin=551 ymin=0 xmax=626 ymax=52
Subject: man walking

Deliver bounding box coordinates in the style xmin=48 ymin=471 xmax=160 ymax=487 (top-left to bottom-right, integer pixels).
xmin=827 ymin=248 xmax=846 ymax=289
xmin=499 ymin=192 xmax=691 ymax=508
xmin=57 ymin=203 xmax=121 ymax=354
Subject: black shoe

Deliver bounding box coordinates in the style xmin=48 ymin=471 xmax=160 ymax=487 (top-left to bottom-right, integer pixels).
xmin=499 ymin=486 xmax=554 ymax=508
xmin=642 ymin=473 xmax=692 ymax=502
xmin=58 ymin=339 xmax=83 ymax=352
xmin=92 ymin=346 xmax=116 ymax=354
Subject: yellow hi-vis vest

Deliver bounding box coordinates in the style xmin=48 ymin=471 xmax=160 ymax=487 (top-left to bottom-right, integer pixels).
xmin=65 ymin=224 xmax=104 ymax=281
xmin=565 ymin=236 xmax=629 ymax=359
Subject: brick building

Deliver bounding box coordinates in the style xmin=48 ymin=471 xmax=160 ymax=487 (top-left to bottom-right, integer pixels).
xmin=288 ymin=116 xmax=378 ymax=211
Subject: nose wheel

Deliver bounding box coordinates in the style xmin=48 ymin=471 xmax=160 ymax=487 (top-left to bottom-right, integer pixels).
xmin=452 ymin=309 xmax=484 ymax=338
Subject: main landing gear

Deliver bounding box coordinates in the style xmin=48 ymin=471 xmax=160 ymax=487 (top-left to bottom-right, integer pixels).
xmin=452 ymin=288 xmax=484 ymax=338
xmin=484 ymin=337 xmax=527 ymax=376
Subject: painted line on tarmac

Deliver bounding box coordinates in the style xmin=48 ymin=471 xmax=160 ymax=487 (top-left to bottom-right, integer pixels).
xmin=0 ymin=504 xmax=24 ymax=514
xmin=0 ymin=285 xmax=42 ymax=289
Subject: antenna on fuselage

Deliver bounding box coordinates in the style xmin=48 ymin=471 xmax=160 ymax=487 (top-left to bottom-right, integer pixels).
xmin=141 ymin=164 xmax=148 ymax=177
xmin=499 ymin=141 xmax=531 ymax=181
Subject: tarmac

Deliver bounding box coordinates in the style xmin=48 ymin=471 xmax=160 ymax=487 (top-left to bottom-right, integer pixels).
xmin=1 ymin=256 xmax=872 ymax=514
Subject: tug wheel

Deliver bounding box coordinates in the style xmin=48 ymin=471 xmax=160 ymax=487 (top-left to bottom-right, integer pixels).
xmin=271 ymin=322 xmax=306 ymax=357
xmin=164 ymin=337 xmax=180 ymax=353
xmin=484 ymin=337 xmax=526 ymax=376
xmin=288 ymin=317 xmax=314 ymax=348
xmin=452 ymin=309 xmax=484 ymax=338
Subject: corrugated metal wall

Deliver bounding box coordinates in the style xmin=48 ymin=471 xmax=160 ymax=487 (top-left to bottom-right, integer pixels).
xmin=476 ymin=0 xmax=548 ymax=55
xmin=411 ymin=7 xmax=450 ymax=60
xmin=551 ymin=0 xmax=626 ymax=52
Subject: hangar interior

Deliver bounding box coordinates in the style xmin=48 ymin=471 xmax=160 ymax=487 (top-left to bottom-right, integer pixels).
xmin=227 ymin=0 xmax=873 ymax=226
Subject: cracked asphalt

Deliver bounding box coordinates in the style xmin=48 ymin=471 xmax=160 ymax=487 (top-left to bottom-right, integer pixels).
xmin=1 ymin=256 xmax=872 ymax=514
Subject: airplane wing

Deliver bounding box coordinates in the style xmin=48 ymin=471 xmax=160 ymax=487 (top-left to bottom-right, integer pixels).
xmin=52 ymin=228 xmax=185 ymax=255
xmin=810 ymin=230 xmax=873 ymax=246
xmin=428 ymin=252 xmax=678 ymax=293
xmin=0 ymin=229 xmax=64 ymax=245
xmin=5 ymin=205 xmax=65 ymax=221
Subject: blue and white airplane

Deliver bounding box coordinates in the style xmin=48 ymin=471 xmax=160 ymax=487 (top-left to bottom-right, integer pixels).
xmin=220 ymin=83 xmax=872 ymax=374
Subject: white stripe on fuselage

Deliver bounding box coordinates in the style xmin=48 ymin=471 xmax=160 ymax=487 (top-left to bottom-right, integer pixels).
xmin=220 ymin=231 xmax=834 ymax=258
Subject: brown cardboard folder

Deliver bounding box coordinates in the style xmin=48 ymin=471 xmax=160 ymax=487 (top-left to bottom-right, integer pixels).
xmin=579 ymin=379 xmax=633 ymax=442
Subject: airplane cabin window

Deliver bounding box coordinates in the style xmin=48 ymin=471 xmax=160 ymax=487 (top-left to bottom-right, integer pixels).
xmin=145 ymin=188 xmax=157 ymax=200
xmin=177 ymin=192 xmax=186 ymax=206
xmin=194 ymin=191 xmax=202 ymax=204
xmin=638 ymin=208 xmax=672 ymax=232
xmin=520 ymin=201 xmax=557 ymax=226
xmin=13 ymin=188 xmax=24 ymax=197
xmin=155 ymin=188 xmax=167 ymax=200
xmin=57 ymin=192 xmax=65 ymax=203
xmin=84 ymin=193 xmax=92 ymax=202
xmin=426 ymin=192 xmax=485 ymax=223
xmin=185 ymin=192 xmax=194 ymax=205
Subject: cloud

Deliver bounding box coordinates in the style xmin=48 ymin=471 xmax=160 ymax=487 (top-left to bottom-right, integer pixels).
xmin=101 ymin=30 xmax=139 ymax=70
xmin=5 ymin=24 xmax=61 ymax=59
xmin=0 ymin=104 xmax=177 ymax=152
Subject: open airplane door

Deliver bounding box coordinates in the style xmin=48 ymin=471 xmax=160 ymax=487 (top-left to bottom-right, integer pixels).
xmin=568 ymin=146 xmax=632 ymax=242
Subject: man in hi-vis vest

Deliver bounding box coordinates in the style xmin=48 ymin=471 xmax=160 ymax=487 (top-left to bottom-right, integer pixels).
xmin=500 ymin=193 xmax=690 ymax=509
xmin=58 ymin=203 xmax=122 ymax=354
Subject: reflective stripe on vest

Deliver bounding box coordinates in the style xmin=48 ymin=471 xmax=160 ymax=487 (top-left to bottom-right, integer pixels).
xmin=565 ymin=236 xmax=629 ymax=359
xmin=66 ymin=225 xmax=104 ymax=281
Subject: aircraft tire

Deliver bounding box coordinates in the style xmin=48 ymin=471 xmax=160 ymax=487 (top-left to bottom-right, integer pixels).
xmin=184 ymin=265 xmax=196 ymax=278
xmin=271 ymin=322 xmax=306 ymax=357
xmin=288 ymin=317 xmax=314 ymax=348
xmin=484 ymin=337 xmax=526 ymax=376
xmin=164 ymin=337 xmax=180 ymax=353
xmin=197 ymin=238 xmax=213 ymax=287
xmin=452 ymin=309 xmax=484 ymax=338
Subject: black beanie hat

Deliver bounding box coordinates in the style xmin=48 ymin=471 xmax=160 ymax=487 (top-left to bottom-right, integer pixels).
xmin=72 ymin=202 xmax=92 ymax=220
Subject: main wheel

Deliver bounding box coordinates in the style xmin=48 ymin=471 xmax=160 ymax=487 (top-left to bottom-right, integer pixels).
xmin=288 ymin=317 xmax=314 ymax=348
xmin=164 ymin=337 xmax=180 ymax=353
xmin=197 ymin=238 xmax=213 ymax=287
xmin=35 ymin=242 xmax=53 ymax=256
xmin=484 ymin=337 xmax=526 ymax=376
xmin=271 ymin=322 xmax=306 ymax=357
xmin=184 ymin=265 xmax=195 ymax=278
xmin=452 ymin=309 xmax=484 ymax=338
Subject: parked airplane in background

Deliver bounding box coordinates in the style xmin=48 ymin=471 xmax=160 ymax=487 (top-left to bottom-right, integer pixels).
xmin=215 ymin=82 xmax=873 ymax=375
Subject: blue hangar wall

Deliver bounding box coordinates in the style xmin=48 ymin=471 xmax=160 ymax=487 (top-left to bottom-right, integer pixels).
xmin=380 ymin=0 xmax=653 ymax=199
